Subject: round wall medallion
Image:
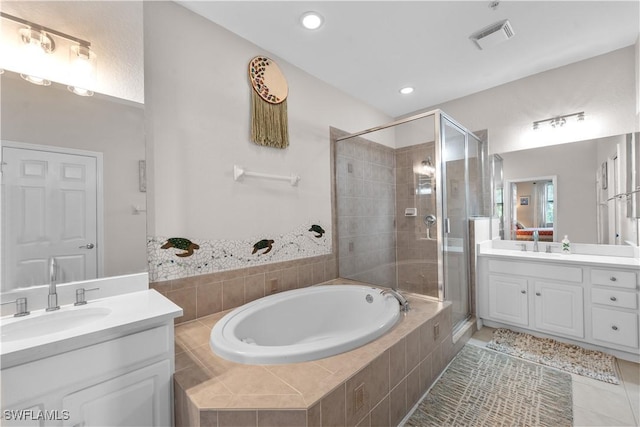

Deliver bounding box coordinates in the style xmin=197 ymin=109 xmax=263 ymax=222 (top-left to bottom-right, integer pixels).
xmin=249 ymin=56 xmax=288 ymax=105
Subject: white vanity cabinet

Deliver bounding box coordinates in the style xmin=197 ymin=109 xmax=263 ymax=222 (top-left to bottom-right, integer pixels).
xmin=589 ymin=268 xmax=639 ymax=349
xmin=1 ymin=289 xmax=182 ymax=427
xmin=478 ymin=252 xmax=639 ymax=361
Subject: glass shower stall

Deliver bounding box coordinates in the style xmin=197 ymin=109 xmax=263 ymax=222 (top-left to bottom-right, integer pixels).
xmin=333 ymin=110 xmax=489 ymax=330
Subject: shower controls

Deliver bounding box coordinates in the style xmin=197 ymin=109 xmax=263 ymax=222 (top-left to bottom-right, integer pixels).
xmin=424 ymin=214 xmax=436 ymax=227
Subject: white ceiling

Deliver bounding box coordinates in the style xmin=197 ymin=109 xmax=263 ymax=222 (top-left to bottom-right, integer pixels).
xmin=178 ymin=1 xmax=639 ymax=117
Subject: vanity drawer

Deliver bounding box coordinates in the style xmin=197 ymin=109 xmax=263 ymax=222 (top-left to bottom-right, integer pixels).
xmin=591 ymin=307 xmax=638 ymax=348
xmin=590 ymin=269 xmax=637 ymax=289
xmin=591 ymin=288 xmax=638 ymax=309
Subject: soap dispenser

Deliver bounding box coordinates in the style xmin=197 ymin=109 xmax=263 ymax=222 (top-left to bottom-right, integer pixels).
xmin=561 ymin=235 xmax=571 ymax=254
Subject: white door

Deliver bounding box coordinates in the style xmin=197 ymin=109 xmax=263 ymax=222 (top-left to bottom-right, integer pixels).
xmin=533 ymin=281 xmax=584 ymax=338
xmin=488 ymin=274 xmax=529 ymax=326
xmin=2 ymin=145 xmax=99 ymax=290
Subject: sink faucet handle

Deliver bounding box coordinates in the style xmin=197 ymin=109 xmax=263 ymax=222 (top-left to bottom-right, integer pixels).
xmin=1 ymin=297 xmax=30 ymax=317
xmin=74 ymin=287 xmax=100 ymax=306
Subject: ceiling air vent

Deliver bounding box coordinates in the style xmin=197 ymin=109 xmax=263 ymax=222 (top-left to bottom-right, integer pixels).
xmin=470 ymin=19 xmax=515 ymax=50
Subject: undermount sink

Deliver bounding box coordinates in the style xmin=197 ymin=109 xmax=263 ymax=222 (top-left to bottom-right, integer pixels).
xmin=1 ymin=306 xmax=111 ymax=342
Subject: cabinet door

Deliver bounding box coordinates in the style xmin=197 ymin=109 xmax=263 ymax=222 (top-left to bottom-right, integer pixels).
xmin=534 ymin=281 xmax=584 ymax=338
xmin=62 ymin=360 xmax=171 ymax=427
xmin=488 ymin=275 xmax=528 ymax=326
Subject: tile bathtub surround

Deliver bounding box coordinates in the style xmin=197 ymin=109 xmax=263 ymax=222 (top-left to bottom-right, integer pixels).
xmin=173 ymin=292 xmax=454 ymax=427
xmin=151 ymin=254 xmax=337 ymax=324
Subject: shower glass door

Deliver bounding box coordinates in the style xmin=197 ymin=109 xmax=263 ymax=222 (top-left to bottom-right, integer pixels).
xmin=440 ymin=117 xmax=471 ymax=328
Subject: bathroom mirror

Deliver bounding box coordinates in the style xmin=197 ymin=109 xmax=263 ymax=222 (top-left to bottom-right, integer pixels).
xmin=497 ymin=133 xmax=639 ymax=245
xmin=1 ymin=72 xmax=147 ymax=291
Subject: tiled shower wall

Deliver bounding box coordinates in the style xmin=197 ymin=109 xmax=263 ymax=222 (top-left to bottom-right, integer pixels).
xmin=335 ymin=133 xmax=397 ymax=288
xmin=395 ymin=143 xmax=439 ymax=297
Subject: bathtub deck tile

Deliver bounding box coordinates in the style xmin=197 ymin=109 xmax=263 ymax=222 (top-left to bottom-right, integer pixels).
xmin=265 ymin=362 xmax=335 ymax=402
xmin=176 ymin=290 xmax=453 ymax=422
xmin=176 ymin=320 xmax=213 ymax=350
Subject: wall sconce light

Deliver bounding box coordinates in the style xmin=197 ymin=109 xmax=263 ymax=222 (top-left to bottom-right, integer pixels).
xmin=1 ymin=12 xmax=97 ymax=96
xmin=533 ymin=111 xmax=585 ymax=131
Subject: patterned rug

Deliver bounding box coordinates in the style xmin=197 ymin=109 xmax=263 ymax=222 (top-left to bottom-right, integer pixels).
xmin=486 ymin=328 xmax=620 ymax=384
xmin=405 ymin=344 xmax=573 ymax=427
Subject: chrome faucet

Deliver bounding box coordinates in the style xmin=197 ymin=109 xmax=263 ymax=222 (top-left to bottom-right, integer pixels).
xmin=47 ymin=257 xmax=60 ymax=311
xmin=381 ymin=288 xmax=410 ymax=312
xmin=532 ymin=230 xmax=539 ymax=252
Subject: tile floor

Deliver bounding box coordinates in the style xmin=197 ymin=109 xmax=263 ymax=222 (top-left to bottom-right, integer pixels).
xmin=448 ymin=326 xmax=640 ymax=427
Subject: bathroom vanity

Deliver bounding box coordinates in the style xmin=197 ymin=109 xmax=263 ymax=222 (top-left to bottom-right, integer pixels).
xmin=477 ymin=241 xmax=640 ymax=361
xmin=1 ymin=285 xmax=182 ymax=426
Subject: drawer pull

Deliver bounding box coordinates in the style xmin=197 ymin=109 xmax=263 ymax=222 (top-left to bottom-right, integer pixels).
xmin=535 ymin=292 xmax=541 ymax=296
xmin=610 ymin=276 xmax=617 ymax=282
xmin=610 ymin=296 xmax=617 ymax=301
xmin=521 ymin=290 xmax=526 ymax=294
xmin=612 ymin=325 xmax=619 ymax=331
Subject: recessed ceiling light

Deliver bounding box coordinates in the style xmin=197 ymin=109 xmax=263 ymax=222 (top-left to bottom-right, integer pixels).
xmin=301 ymin=12 xmax=323 ymax=30
xmin=399 ymin=87 xmax=414 ymax=95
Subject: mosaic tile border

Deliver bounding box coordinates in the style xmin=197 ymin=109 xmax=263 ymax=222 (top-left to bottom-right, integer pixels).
xmin=148 ymin=222 xmax=331 ymax=281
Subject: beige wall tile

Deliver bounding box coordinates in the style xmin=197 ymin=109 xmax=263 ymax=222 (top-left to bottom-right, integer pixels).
xmin=200 ymin=410 xmax=218 ymax=427
xmin=406 ymin=365 xmax=422 ymax=409
xmin=312 ymin=262 xmax=326 ymax=284
xmin=419 ymin=354 xmax=433 ymax=396
xmin=282 ymin=267 xmax=299 ymax=291
xmin=167 ymin=286 xmax=197 ymax=324
xmin=218 ymin=411 xmax=257 ymax=427
xmin=257 ymin=410 xmax=306 ymax=427
xmin=307 ymin=402 xmax=321 ymax=427
xmin=390 ymin=338 xmax=406 ymax=388
xmin=389 ymin=380 xmax=407 ymax=427
xmin=369 ymin=396 xmax=389 ymax=427
xmin=321 ymin=384 xmax=346 ymax=427
xmin=222 ymin=277 xmax=245 ymax=310
xmin=245 ymin=273 xmax=265 ymax=303
xmin=197 ymin=281 xmax=222 ymax=318
xmin=368 ymin=351 xmax=390 ymax=407
xmin=265 ymin=362 xmax=334 ymax=405
xmin=355 ymin=413 xmax=370 ymax=427
xmin=265 ymin=270 xmax=284 ymax=294
xmin=405 ymin=329 xmax=421 ymax=374
xmin=298 ymin=263 xmax=314 ymax=288
xmin=346 ymin=366 xmax=371 ymax=426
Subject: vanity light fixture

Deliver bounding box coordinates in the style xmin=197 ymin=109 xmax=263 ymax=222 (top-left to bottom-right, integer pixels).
xmin=532 ymin=111 xmax=585 ymax=131
xmin=399 ymin=86 xmax=414 ymax=95
xmin=1 ymin=12 xmax=96 ymax=95
xmin=301 ymin=12 xmax=323 ymax=30
xmin=68 ymin=44 xmax=97 ymax=96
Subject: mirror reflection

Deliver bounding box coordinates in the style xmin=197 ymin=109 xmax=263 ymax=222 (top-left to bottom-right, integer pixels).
xmin=496 ymin=133 xmax=639 ymax=246
xmin=1 ymin=72 xmax=147 ymax=291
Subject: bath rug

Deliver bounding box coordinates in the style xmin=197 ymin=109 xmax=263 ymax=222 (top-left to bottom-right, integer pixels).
xmin=486 ymin=328 xmax=620 ymax=384
xmin=405 ymin=344 xmax=573 ymax=427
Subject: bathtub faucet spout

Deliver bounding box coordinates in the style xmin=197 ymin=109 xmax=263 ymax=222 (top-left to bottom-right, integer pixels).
xmin=381 ymin=288 xmax=410 ymax=312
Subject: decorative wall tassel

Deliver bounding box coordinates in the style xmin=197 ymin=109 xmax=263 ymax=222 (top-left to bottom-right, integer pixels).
xmin=250 ymin=90 xmax=289 ymax=148
xmin=248 ymin=56 xmax=289 ymax=149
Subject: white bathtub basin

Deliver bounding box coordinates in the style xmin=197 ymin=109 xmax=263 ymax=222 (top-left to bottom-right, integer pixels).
xmin=211 ymin=284 xmax=400 ymax=365
xmin=1 ymin=307 xmax=111 ymax=342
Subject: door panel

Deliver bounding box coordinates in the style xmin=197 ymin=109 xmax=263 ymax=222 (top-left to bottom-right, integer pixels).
xmin=441 ymin=117 xmax=470 ymax=327
xmin=2 ymin=146 xmax=99 ymax=290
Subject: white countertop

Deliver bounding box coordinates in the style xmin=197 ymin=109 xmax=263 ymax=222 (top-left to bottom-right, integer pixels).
xmin=479 ymin=247 xmax=640 ymax=268
xmin=1 ymin=289 xmax=182 ymax=369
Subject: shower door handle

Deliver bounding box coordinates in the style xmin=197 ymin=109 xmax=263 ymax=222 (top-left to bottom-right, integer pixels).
xmin=444 ymin=218 xmax=451 ymax=234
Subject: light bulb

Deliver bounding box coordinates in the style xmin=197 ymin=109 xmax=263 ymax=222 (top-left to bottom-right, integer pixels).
xmin=301 ymin=12 xmax=323 ymax=30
